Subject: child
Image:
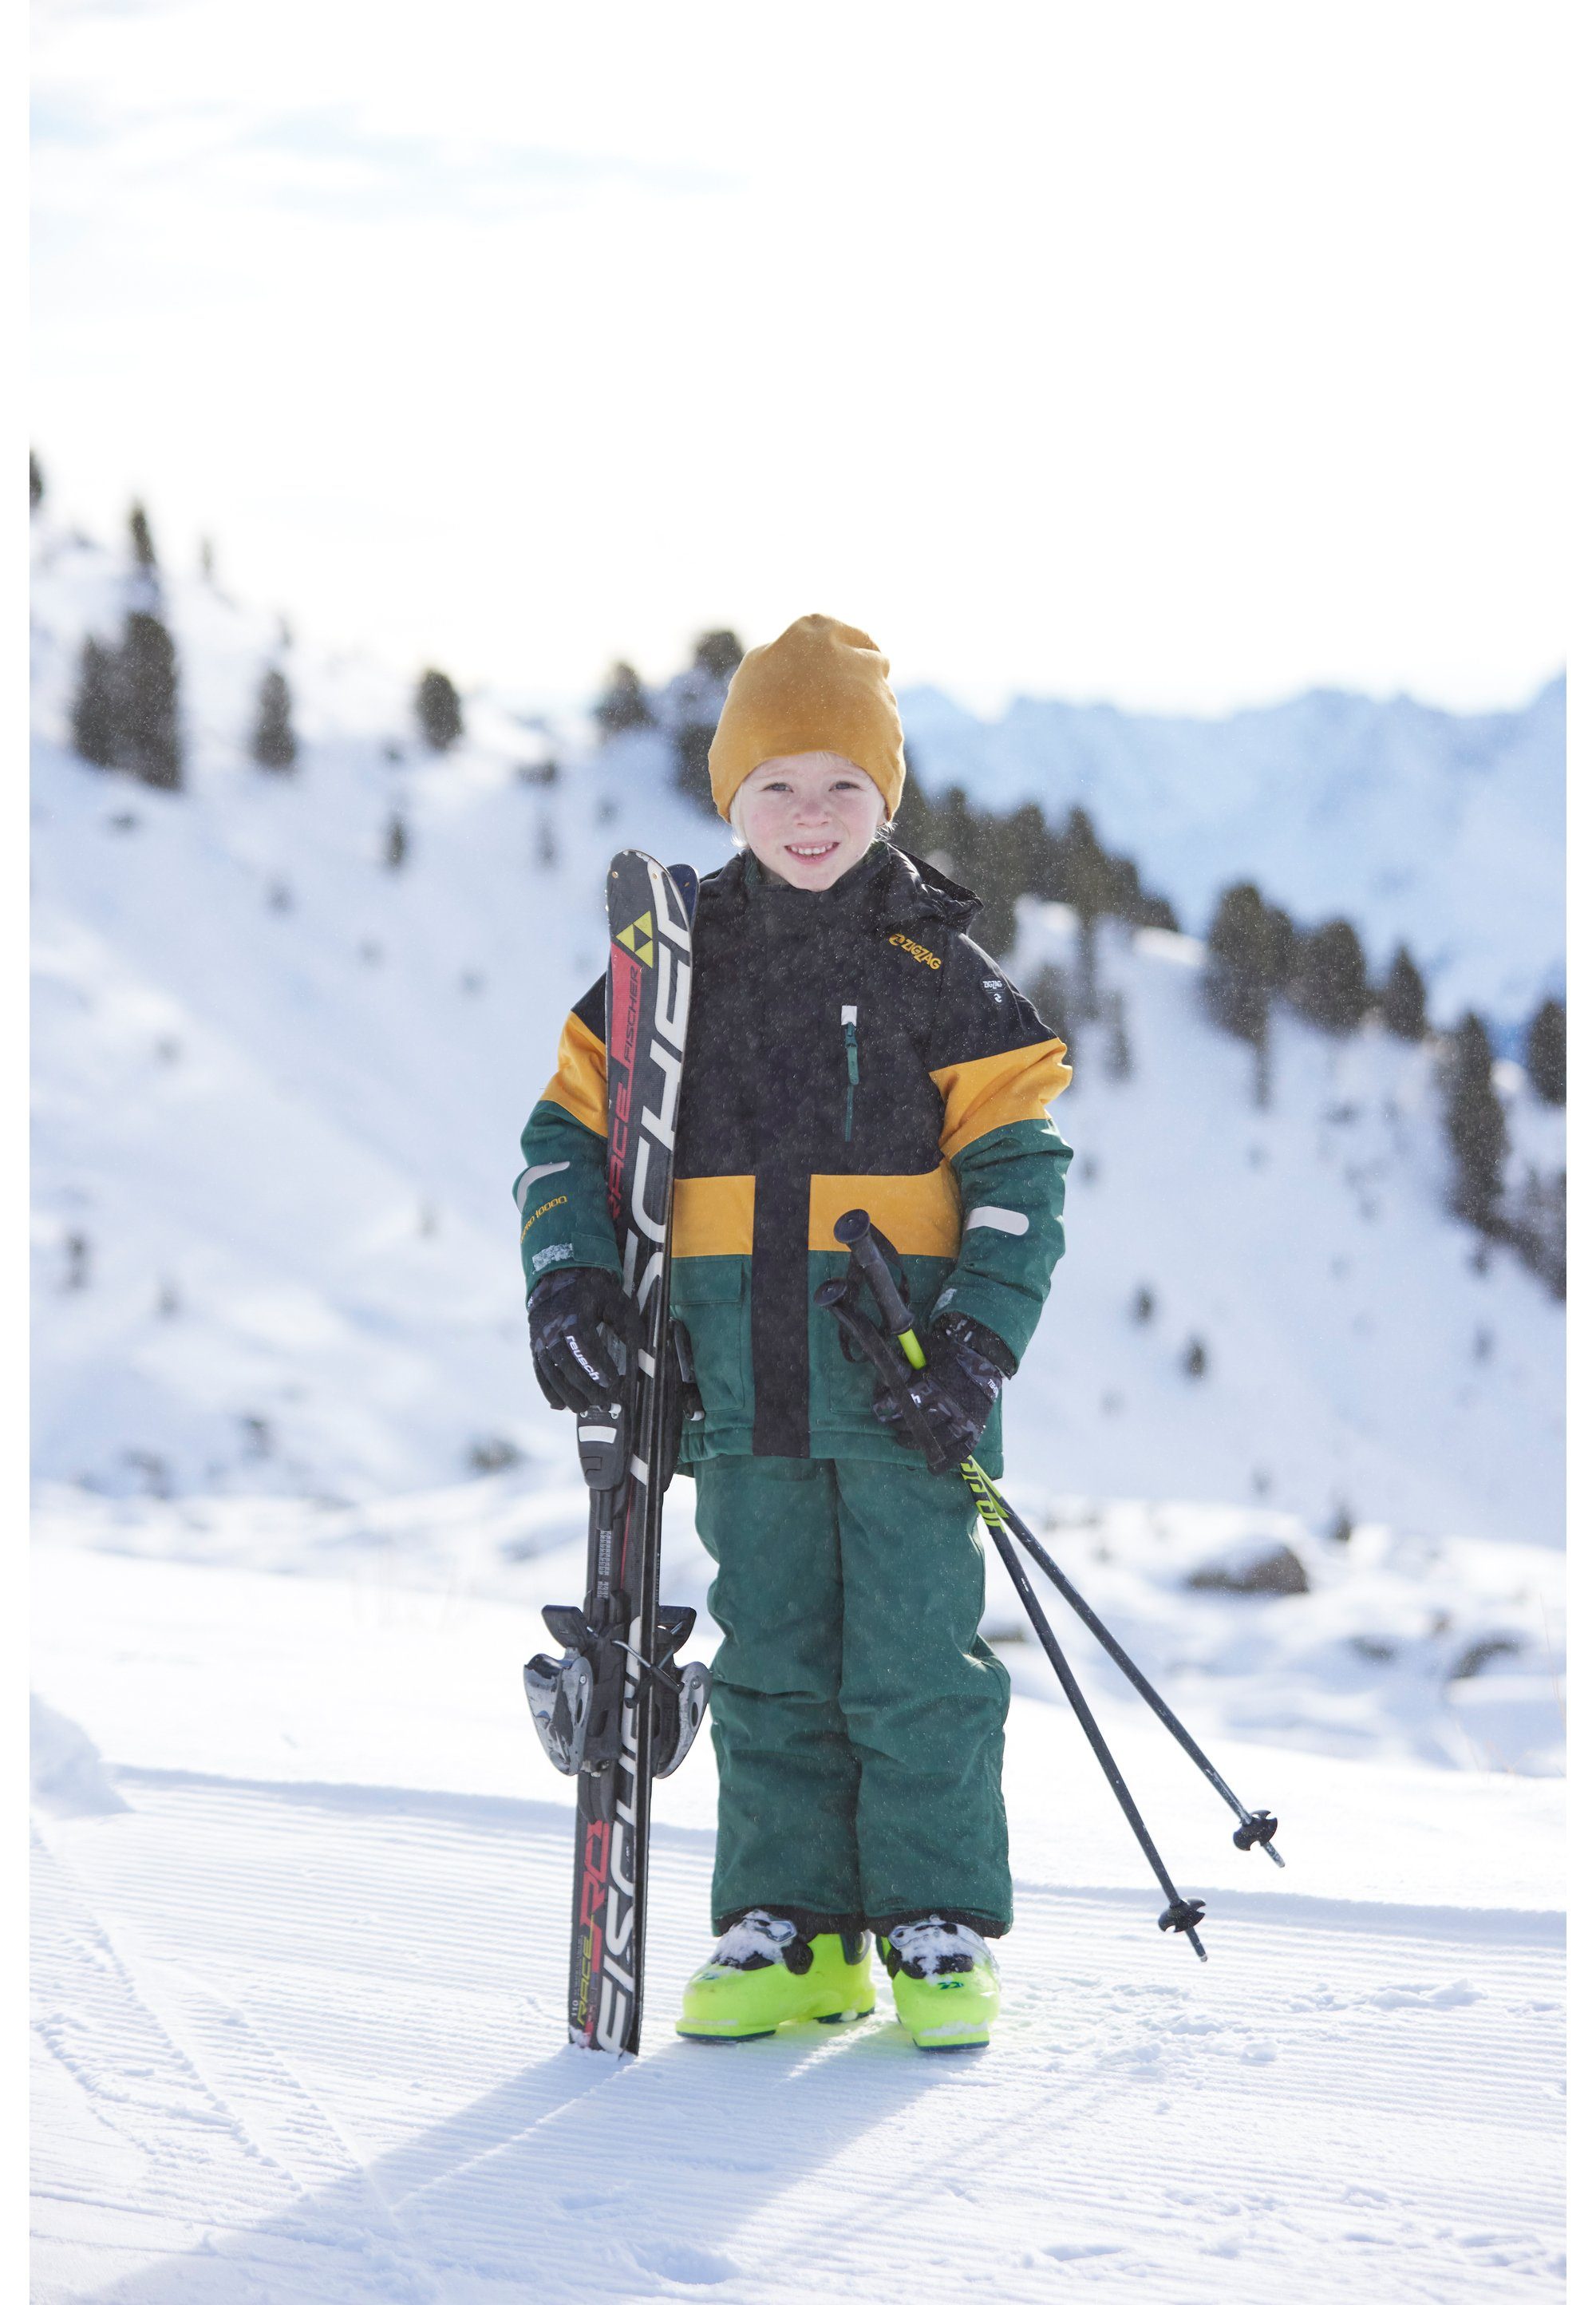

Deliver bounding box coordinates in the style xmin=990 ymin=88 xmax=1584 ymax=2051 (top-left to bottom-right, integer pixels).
xmin=518 ymin=615 xmax=1071 ymax=2049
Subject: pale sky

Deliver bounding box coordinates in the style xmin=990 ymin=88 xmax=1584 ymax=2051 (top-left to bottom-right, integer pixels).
xmin=31 ymin=0 xmax=1570 ymax=715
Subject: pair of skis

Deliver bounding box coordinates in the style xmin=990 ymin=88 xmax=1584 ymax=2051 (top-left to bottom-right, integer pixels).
xmin=522 ymin=852 xmax=707 ymax=2056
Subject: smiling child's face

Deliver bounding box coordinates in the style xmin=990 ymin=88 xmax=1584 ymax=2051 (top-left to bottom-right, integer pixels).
xmin=737 ymin=753 xmax=885 ymax=889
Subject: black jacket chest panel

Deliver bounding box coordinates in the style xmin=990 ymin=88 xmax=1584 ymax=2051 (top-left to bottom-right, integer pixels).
xmin=676 ymin=848 xmax=978 ymax=1457
xmin=678 ymin=852 xmax=951 ymax=1182
xmin=677 ymin=852 xmax=962 ymax=1189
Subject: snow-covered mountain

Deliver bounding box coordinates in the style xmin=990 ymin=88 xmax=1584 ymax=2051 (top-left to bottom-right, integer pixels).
xmin=30 ymin=515 xmax=1564 ymax=1551
xmin=30 ymin=516 xmax=1564 ymax=2299
xmin=900 ymin=677 xmax=1565 ymax=1026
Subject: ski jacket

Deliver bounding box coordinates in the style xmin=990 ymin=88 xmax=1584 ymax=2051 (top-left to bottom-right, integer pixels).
xmin=516 ymin=844 xmax=1073 ymax=1471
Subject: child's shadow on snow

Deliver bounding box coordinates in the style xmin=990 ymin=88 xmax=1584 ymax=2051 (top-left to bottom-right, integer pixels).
xmin=85 ymin=2018 xmax=974 ymax=2303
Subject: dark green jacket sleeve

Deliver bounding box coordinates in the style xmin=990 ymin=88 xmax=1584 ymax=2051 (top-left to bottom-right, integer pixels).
xmin=515 ymin=975 xmax=619 ymax=1292
xmin=927 ymin=937 xmax=1073 ymax=1366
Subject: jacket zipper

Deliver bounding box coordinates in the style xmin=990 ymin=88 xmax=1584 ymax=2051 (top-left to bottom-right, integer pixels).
xmin=842 ymin=1005 xmax=859 ymax=1144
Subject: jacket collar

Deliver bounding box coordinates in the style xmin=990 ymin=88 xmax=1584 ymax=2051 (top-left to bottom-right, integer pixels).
xmin=696 ymin=840 xmax=982 ymax=934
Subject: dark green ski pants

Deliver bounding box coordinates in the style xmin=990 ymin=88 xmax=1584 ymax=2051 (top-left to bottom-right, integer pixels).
xmin=694 ymin=1454 xmax=1012 ymax=1938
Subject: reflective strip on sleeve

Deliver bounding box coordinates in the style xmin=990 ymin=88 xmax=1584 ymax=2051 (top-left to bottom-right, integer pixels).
xmin=516 ymin=1160 xmax=571 ymax=1212
xmin=964 ymin=1205 xmax=1029 ymax=1236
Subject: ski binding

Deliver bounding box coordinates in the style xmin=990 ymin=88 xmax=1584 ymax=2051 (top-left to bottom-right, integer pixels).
xmin=523 ymin=1601 xmax=709 ymax=1779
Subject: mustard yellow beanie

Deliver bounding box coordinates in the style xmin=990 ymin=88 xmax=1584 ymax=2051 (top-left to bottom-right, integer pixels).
xmin=708 ymin=614 xmax=906 ymax=822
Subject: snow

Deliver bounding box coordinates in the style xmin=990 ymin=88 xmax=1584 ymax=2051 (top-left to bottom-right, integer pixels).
xmin=30 ymin=512 xmax=1565 ymax=2297
xmin=32 ymin=1542 xmax=1563 ymax=2303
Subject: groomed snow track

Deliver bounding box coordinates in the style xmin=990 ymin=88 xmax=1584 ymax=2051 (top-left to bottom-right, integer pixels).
xmin=34 ymin=1760 xmax=1563 ymax=2303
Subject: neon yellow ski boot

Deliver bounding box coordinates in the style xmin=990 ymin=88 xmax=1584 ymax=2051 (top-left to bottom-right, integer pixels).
xmin=883 ymin=1916 xmax=1000 ymax=2050
xmin=677 ymin=1911 xmax=876 ymax=2041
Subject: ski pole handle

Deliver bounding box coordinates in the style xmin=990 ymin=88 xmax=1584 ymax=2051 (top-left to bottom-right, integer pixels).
xmin=833 ymin=1209 xmax=926 ymax=1370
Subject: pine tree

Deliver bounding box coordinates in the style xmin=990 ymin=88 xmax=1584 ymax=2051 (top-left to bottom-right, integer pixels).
xmin=1263 ymin=905 xmax=1298 ymax=990
xmin=1057 ymin=808 xmax=1115 ymax=1018
xmin=69 ymin=635 xmax=121 ymax=767
xmin=671 ymin=631 xmax=745 ymax=809
xmin=128 ymin=500 xmax=158 ymax=570
xmin=385 ymin=812 xmax=409 ymax=869
xmin=1381 ymin=943 xmax=1428 ymax=1040
xmin=120 ymin=610 xmax=183 ymax=788
xmin=1524 ymin=997 xmax=1565 ymax=1105
xmin=1104 ymin=986 xmax=1132 ymax=1079
xmin=1295 ymin=919 xmax=1370 ymax=1034
xmin=251 ymin=666 xmax=298 ymax=769
xmin=1442 ymin=1011 xmax=1507 ymax=1232
xmin=693 ymin=629 xmax=743 ymax=682
xmin=30 ymin=450 xmax=44 ymax=513
xmin=1204 ymin=882 xmax=1272 ymax=1045
xmin=415 ymin=667 xmax=464 ymax=750
xmin=891 ymin=748 xmax=943 ymax=856
xmin=1513 ymin=1167 xmax=1566 ymax=1299
xmin=595 ymin=662 xmax=654 ymax=736
xmin=1026 ymin=960 xmax=1072 ymax=1046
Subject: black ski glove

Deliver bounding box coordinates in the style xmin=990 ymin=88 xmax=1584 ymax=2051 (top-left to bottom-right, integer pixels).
xmin=871 ymin=1312 xmax=1017 ymax=1473
xmin=527 ymin=1268 xmax=641 ymax=1414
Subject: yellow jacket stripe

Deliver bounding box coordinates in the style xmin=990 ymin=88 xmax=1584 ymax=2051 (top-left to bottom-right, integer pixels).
xmin=808 ymin=1168 xmax=962 ymax=1257
xmin=932 ymin=1037 xmax=1072 ymax=1161
xmin=537 ymin=1010 xmax=607 ymax=1137
xmin=673 ymin=1174 xmax=757 ymax=1257
xmin=670 ymin=1169 xmax=966 ymax=1261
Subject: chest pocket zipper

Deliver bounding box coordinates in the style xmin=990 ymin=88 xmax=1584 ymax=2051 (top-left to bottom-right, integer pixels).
xmin=842 ymin=1005 xmax=859 ymax=1144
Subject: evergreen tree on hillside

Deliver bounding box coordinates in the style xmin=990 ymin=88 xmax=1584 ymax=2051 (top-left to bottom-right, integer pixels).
xmin=1295 ymin=919 xmax=1370 ymax=1034
xmin=120 ymin=610 xmax=183 ymax=788
xmin=251 ymin=666 xmax=298 ymax=770
xmin=1055 ymin=807 xmax=1116 ymax=1015
xmin=1263 ymin=904 xmax=1298 ymax=990
xmin=1513 ymin=1167 xmax=1566 ymax=1299
xmin=1442 ymin=1012 xmax=1507 ymax=1232
xmin=595 ymin=662 xmax=654 ymax=736
xmin=1525 ymin=997 xmax=1565 ymax=1105
xmin=1025 ymin=960 xmax=1072 ymax=1047
xmin=415 ymin=668 xmax=464 ymax=751
xmin=385 ymin=812 xmax=409 ymax=869
xmin=1056 ymin=806 xmax=1116 ymax=920
xmin=693 ymin=630 xmax=744 ymax=682
xmin=671 ymin=630 xmax=745 ymax=810
xmin=1205 ymin=884 xmax=1270 ymax=1022
xmin=1381 ymin=944 xmax=1428 ymax=1040
xmin=30 ymin=450 xmax=44 ymax=513
xmin=890 ymin=747 xmax=942 ymax=857
xmin=128 ymin=500 xmax=158 ymax=570
xmin=69 ymin=635 xmax=120 ymax=767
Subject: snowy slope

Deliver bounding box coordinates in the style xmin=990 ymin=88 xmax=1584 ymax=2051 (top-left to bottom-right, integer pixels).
xmin=30 ymin=1544 xmax=1564 ymax=2304
xmin=30 ymin=517 xmax=1565 ymax=1552
xmin=30 ymin=516 xmax=1565 ymax=2297
xmin=900 ymin=678 xmax=1566 ymax=1024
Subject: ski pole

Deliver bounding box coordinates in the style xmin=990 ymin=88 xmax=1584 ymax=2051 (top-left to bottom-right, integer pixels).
xmin=830 ymin=1208 xmax=1282 ymax=1866
xmin=965 ymin=1473 xmax=1282 ymax=1863
xmin=816 ymin=1216 xmax=1207 ymax=1960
